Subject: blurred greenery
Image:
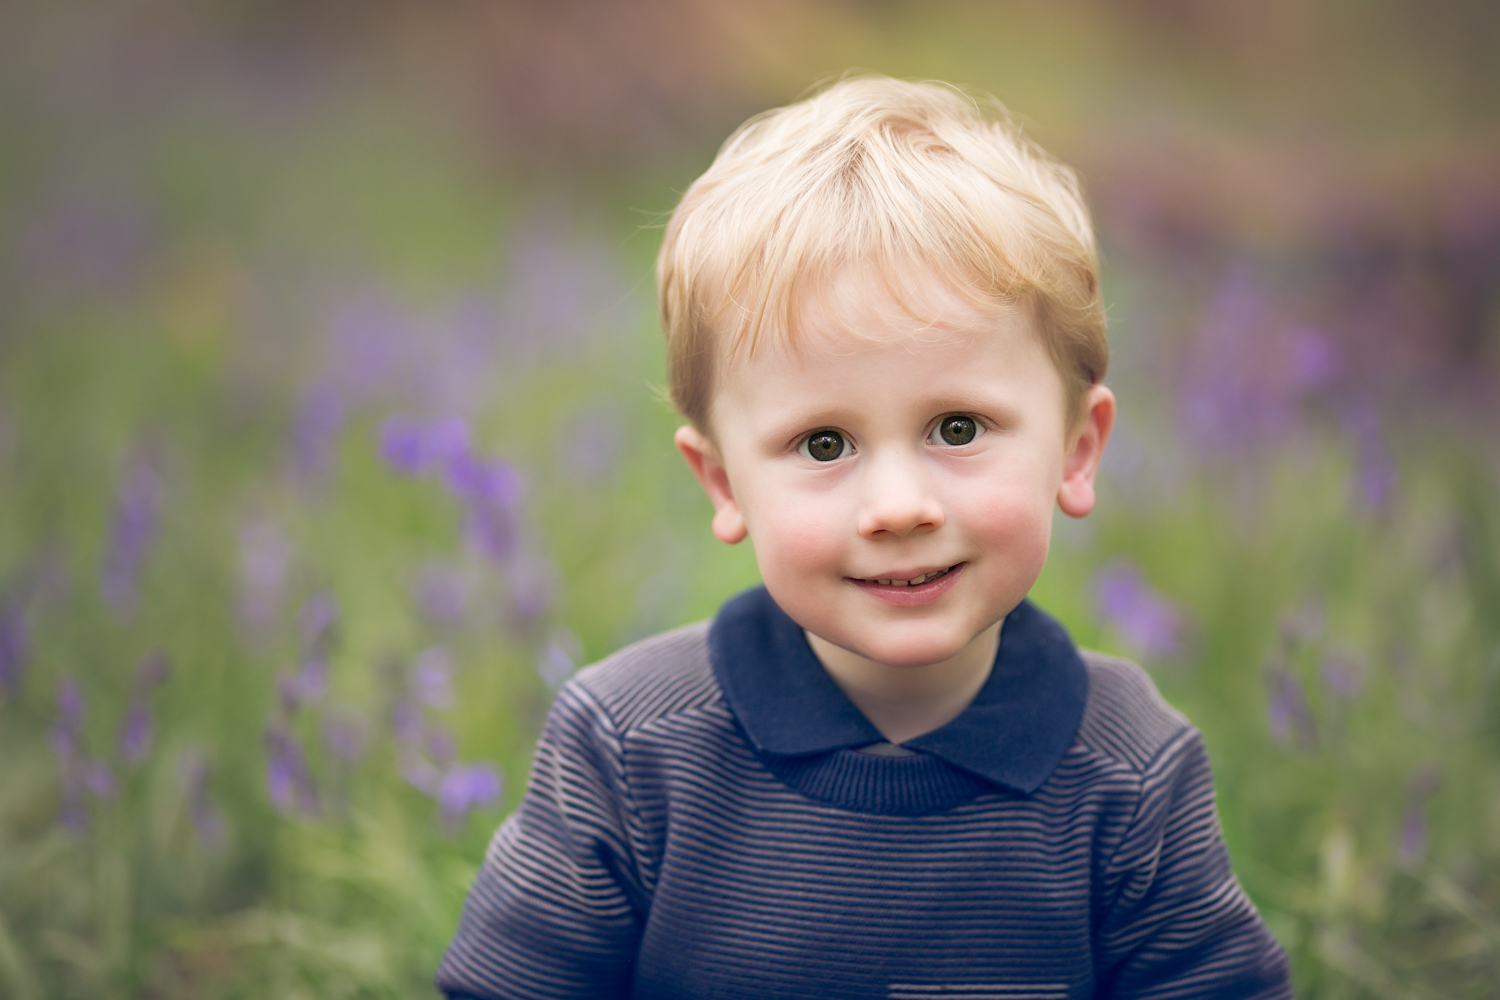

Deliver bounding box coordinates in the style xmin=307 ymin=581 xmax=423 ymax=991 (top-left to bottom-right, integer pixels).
xmin=1 ymin=1 xmax=1498 ymax=997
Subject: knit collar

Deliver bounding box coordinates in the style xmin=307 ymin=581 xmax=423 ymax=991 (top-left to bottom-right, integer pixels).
xmin=708 ymin=586 xmax=1089 ymax=795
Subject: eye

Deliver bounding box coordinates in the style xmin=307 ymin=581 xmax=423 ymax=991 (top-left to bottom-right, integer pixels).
xmin=929 ymin=415 xmax=983 ymax=447
xmin=799 ymin=430 xmax=849 ymax=462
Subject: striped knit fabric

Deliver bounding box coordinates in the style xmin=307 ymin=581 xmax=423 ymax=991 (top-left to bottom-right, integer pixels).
xmin=437 ymin=596 xmax=1290 ymax=1000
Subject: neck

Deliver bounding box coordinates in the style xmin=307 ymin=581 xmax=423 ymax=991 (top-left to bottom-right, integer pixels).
xmin=805 ymin=621 xmax=1002 ymax=745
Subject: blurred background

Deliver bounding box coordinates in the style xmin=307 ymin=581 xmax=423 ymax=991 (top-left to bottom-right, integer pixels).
xmin=1 ymin=1 xmax=1497 ymax=996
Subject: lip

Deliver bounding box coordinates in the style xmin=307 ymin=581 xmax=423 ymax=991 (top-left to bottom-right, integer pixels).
xmin=847 ymin=563 xmax=965 ymax=606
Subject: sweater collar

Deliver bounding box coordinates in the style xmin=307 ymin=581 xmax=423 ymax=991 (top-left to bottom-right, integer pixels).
xmin=708 ymin=586 xmax=1089 ymax=795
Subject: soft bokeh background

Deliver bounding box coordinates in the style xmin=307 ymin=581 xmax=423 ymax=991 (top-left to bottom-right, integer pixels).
xmin=1 ymin=1 xmax=1497 ymax=996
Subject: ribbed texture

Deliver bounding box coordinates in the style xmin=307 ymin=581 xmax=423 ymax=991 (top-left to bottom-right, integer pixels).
xmin=437 ymin=623 xmax=1290 ymax=1000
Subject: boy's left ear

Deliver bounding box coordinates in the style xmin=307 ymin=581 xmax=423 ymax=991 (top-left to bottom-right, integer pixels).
xmin=1057 ymin=385 xmax=1116 ymax=519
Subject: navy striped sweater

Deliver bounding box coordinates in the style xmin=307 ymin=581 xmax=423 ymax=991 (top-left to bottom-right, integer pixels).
xmin=438 ymin=588 xmax=1290 ymax=999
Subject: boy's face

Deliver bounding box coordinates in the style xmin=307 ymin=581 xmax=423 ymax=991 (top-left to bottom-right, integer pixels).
xmin=677 ymin=270 xmax=1112 ymax=671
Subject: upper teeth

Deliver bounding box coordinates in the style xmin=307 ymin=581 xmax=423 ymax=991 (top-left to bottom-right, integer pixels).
xmin=872 ymin=568 xmax=948 ymax=587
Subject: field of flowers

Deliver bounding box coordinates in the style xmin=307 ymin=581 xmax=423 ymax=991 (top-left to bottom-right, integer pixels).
xmin=1 ymin=2 xmax=1497 ymax=998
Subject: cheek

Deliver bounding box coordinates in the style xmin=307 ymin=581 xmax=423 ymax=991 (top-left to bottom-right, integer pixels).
xmin=961 ymin=487 xmax=1055 ymax=571
xmin=743 ymin=488 xmax=848 ymax=576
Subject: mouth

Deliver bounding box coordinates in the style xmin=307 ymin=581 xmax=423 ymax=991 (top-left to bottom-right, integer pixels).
xmin=847 ymin=563 xmax=964 ymax=606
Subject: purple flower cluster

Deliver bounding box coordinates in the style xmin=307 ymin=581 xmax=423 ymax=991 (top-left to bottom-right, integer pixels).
xmin=263 ymin=717 xmax=318 ymax=816
xmin=292 ymin=380 xmax=345 ymax=483
xmin=1179 ymin=265 xmax=1340 ymax=456
xmin=100 ymin=457 xmax=161 ymax=619
xmin=1092 ymin=562 xmax=1182 ymax=658
xmin=177 ymin=748 xmax=227 ymax=852
xmin=49 ymin=681 xmax=118 ymax=831
xmin=238 ymin=517 xmax=293 ymax=634
xmin=389 ymin=648 xmax=503 ymax=829
xmin=1398 ymin=765 xmax=1443 ymax=866
xmin=382 ymin=414 xmax=526 ymax=567
xmin=1339 ymin=400 xmax=1398 ymax=513
xmin=117 ymin=651 xmax=170 ymax=766
xmin=1264 ymin=666 xmax=1318 ymax=749
xmin=262 ymin=593 xmax=344 ymax=816
xmin=0 ymin=595 xmax=29 ymax=697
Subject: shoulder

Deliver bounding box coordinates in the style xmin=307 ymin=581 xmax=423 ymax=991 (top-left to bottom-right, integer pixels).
xmin=563 ymin=620 xmax=723 ymax=735
xmin=1073 ymin=648 xmax=1196 ymax=776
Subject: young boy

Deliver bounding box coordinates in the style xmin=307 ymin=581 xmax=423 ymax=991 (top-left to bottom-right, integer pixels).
xmin=438 ymin=76 xmax=1290 ymax=999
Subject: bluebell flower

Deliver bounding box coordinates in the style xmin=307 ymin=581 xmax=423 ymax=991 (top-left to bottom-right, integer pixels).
xmin=412 ymin=647 xmax=456 ymax=709
xmin=263 ymin=719 xmax=318 ymax=816
xmin=100 ymin=458 xmax=161 ymax=618
xmin=1319 ymin=648 xmax=1366 ymax=702
xmin=238 ymin=517 xmax=292 ymax=632
xmin=1397 ymin=765 xmax=1442 ymax=865
xmin=0 ymin=597 xmax=29 ymax=695
xmin=437 ymin=763 xmax=503 ymax=827
xmin=292 ymin=381 xmax=345 ymax=482
xmin=116 ymin=651 xmax=169 ymax=766
xmin=322 ymin=706 xmax=369 ymax=765
xmin=1265 ymin=666 xmax=1318 ymax=749
xmin=177 ymin=748 xmax=227 ymax=853
xmin=1092 ymin=562 xmax=1181 ymax=658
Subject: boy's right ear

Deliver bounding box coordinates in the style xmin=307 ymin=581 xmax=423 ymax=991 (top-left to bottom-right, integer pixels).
xmin=674 ymin=425 xmax=748 ymax=545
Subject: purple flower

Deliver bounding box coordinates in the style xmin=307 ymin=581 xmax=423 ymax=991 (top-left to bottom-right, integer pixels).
xmin=536 ymin=629 xmax=583 ymax=690
xmin=117 ymin=652 xmax=170 ymax=766
xmin=391 ymin=696 xmax=424 ymax=748
xmin=79 ymin=759 xmax=118 ymax=799
xmin=263 ymin=720 xmax=318 ymax=816
xmin=322 ymin=706 xmax=369 ymax=765
xmin=299 ymin=592 xmax=338 ymax=655
xmin=401 ymin=753 xmax=443 ymax=796
xmin=412 ymin=561 xmax=470 ymax=626
xmin=1340 ymin=400 xmax=1398 ymax=513
xmin=506 ymin=551 xmax=556 ymax=624
xmin=101 ymin=458 xmax=161 ymax=618
xmin=437 ymin=763 xmax=503 ymax=826
xmin=177 ymin=749 xmax=227 ymax=852
xmin=1092 ymin=562 xmax=1182 ymax=657
xmin=292 ymin=381 xmax=345 ymax=482
xmin=49 ymin=681 xmax=118 ymax=829
xmin=0 ymin=597 xmax=29 ymax=694
xmin=117 ymin=702 xmax=153 ymax=765
xmin=379 ymin=414 xmax=473 ymax=479
xmin=238 ymin=518 xmax=292 ymax=631
xmin=380 ymin=414 xmax=435 ymax=476
xmin=49 ymin=680 xmax=84 ymax=759
xmin=412 ymin=647 xmax=455 ymax=709
xmin=425 ymin=724 xmax=457 ymax=768
xmin=1287 ymin=327 xmax=1340 ymax=390
xmin=1265 ymin=666 xmax=1318 ymax=749
xmin=1319 ymin=648 xmax=1366 ymax=702
xmin=1397 ymin=765 xmax=1442 ymax=865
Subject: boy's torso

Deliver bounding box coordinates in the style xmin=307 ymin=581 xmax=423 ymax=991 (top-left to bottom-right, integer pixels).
xmin=438 ymin=590 xmax=1288 ymax=999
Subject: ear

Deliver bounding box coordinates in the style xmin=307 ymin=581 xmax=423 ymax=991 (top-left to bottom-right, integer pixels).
xmin=674 ymin=425 xmax=748 ymax=544
xmin=1057 ymin=385 xmax=1116 ymax=519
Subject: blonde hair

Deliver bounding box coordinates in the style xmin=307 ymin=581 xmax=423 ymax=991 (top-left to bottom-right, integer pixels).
xmin=656 ymin=75 xmax=1108 ymax=432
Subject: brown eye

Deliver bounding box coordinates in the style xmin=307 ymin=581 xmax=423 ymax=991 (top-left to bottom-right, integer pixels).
xmin=936 ymin=416 xmax=978 ymax=446
xmin=801 ymin=431 xmax=847 ymax=462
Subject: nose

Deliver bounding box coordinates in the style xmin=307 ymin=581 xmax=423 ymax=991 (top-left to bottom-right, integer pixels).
xmin=856 ymin=448 xmax=944 ymax=539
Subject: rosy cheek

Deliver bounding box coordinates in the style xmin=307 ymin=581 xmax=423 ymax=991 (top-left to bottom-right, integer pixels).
xmin=965 ymin=491 xmax=1053 ymax=564
xmin=743 ymin=487 xmax=846 ymax=569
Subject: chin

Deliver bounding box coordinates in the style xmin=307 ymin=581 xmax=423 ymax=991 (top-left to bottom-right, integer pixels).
xmin=846 ymin=631 xmax=971 ymax=670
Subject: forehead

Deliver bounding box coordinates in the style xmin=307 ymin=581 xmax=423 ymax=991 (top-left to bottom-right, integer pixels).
xmin=710 ymin=267 xmax=1065 ymax=428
